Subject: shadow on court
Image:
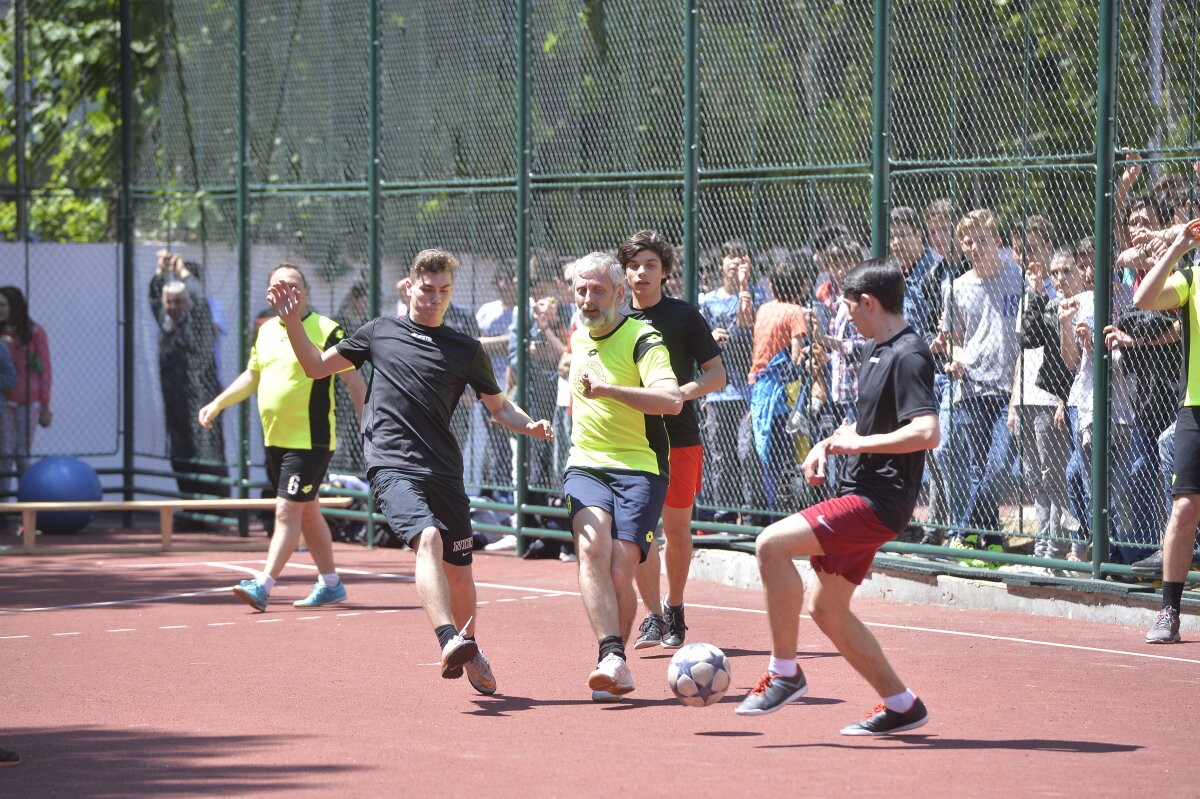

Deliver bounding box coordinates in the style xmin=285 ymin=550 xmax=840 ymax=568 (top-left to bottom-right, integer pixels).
xmin=758 ymin=737 xmax=1143 ymax=753
xmin=0 ymin=726 xmax=367 ymax=798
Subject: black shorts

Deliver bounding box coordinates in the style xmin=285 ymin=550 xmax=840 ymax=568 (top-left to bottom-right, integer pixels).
xmin=1172 ymin=406 xmax=1200 ymax=496
xmin=265 ymin=446 xmax=332 ymax=503
xmin=563 ymin=467 xmax=668 ymax=563
xmin=371 ymin=468 xmax=473 ymax=566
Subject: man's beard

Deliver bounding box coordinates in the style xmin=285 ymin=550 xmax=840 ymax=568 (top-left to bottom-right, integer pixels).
xmin=579 ymin=304 xmax=616 ymax=331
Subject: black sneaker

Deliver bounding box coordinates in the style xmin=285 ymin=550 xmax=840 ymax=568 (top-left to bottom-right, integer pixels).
xmin=633 ymin=614 xmax=666 ymax=649
xmin=1130 ymin=550 xmax=1164 ymax=575
xmin=734 ymin=670 xmax=809 ymax=715
xmin=840 ymin=698 xmax=929 ymax=736
xmin=1146 ymin=607 xmax=1181 ymax=644
xmin=662 ymin=603 xmax=687 ymax=648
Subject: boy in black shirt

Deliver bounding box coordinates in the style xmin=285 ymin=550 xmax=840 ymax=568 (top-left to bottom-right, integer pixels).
xmin=735 ymin=259 xmax=940 ymax=735
xmin=618 ymin=230 xmax=726 ymax=652
xmin=267 ymin=249 xmax=553 ymax=696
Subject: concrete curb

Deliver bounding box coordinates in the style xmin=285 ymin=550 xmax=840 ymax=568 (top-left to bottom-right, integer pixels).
xmin=687 ymin=548 xmax=1200 ymax=634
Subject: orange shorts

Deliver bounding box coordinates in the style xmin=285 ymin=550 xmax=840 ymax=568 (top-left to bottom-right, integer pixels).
xmin=665 ymin=445 xmax=704 ymax=509
xmin=800 ymin=494 xmax=897 ymax=585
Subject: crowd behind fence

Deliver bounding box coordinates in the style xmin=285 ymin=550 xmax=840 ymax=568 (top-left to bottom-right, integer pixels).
xmin=1 ymin=1 xmax=1198 ymax=577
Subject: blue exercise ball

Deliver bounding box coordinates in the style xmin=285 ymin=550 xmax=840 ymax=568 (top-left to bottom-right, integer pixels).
xmin=17 ymin=456 xmax=103 ymax=534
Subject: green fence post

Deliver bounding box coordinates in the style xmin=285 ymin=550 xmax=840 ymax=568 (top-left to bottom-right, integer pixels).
xmin=236 ymin=0 xmax=251 ymax=535
xmin=119 ymin=0 xmax=136 ymax=510
xmin=364 ymin=0 xmax=382 ymax=547
xmin=1089 ymin=0 xmax=1120 ymax=577
xmin=682 ymin=0 xmax=700 ymax=303
xmin=514 ymin=0 xmax=532 ymax=552
xmin=869 ymin=0 xmax=892 ymax=259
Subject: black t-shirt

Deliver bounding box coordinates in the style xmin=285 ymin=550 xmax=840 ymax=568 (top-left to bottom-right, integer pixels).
xmin=838 ymin=326 xmax=937 ymax=532
xmin=337 ymin=316 xmax=500 ymax=478
xmin=621 ymin=295 xmax=721 ymax=448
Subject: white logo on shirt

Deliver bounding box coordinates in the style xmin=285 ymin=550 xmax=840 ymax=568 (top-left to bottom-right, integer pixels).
xmin=410 ymin=332 xmax=433 ymax=343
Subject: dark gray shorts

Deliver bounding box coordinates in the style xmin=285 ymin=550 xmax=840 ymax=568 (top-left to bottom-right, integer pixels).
xmin=371 ymin=468 xmax=473 ymax=566
xmin=563 ymin=467 xmax=669 ymax=563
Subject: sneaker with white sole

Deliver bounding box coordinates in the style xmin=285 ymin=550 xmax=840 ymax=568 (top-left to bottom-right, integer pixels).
xmin=591 ymin=689 xmax=621 ymax=703
xmin=662 ymin=603 xmax=687 ymax=648
xmin=232 ymin=579 xmax=269 ymax=612
xmin=587 ymin=653 xmax=635 ymax=695
xmin=292 ymin=581 xmax=347 ymax=607
xmin=1146 ymin=607 xmax=1181 ymax=644
xmin=484 ymin=535 xmax=517 ymax=552
xmin=734 ymin=670 xmax=809 ymax=715
xmin=841 ymin=698 xmax=929 ymax=736
xmin=464 ymin=650 xmax=497 ymax=695
xmin=440 ymin=634 xmax=480 ymax=679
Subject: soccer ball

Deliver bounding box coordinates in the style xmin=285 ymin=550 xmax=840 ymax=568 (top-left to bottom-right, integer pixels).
xmin=667 ymin=643 xmax=731 ymax=707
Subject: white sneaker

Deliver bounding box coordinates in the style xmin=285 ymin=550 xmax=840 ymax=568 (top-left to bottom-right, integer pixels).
xmin=591 ymin=689 xmax=621 ymax=703
xmin=587 ymin=653 xmax=635 ymax=695
xmin=464 ymin=650 xmax=497 ymax=695
xmin=484 ymin=535 xmax=517 ymax=552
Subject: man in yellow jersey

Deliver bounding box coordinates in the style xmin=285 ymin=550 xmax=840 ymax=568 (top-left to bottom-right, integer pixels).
xmin=1132 ymin=218 xmax=1200 ymax=644
xmin=268 ymin=249 xmax=553 ymax=696
xmin=563 ymin=252 xmax=682 ymax=701
xmin=199 ymin=264 xmax=366 ymax=612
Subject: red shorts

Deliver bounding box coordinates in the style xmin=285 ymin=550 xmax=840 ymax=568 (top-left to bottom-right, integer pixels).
xmin=800 ymin=494 xmax=897 ymax=586
xmin=665 ymin=445 xmax=704 ymax=509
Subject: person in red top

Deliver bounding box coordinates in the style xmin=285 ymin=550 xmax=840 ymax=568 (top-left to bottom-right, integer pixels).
xmin=0 ymin=286 xmax=52 ymax=498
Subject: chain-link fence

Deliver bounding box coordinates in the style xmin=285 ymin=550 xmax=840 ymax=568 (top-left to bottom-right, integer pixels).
xmin=3 ymin=0 xmax=1199 ymax=576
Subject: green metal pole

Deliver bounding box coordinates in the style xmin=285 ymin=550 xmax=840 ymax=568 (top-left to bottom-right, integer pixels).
xmin=236 ymin=0 xmax=251 ymax=535
xmin=514 ymin=0 xmax=532 ymax=552
xmin=13 ymin=0 xmax=26 ymax=243
xmin=869 ymin=0 xmax=893 ymax=258
xmin=682 ymin=0 xmax=700 ymax=302
xmin=365 ymin=0 xmax=381 ymax=547
xmin=119 ymin=0 xmax=136 ymax=508
xmin=1090 ymin=0 xmax=1120 ymax=576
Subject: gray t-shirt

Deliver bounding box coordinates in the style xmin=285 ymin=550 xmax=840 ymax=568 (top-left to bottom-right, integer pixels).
xmin=943 ymin=262 xmax=1023 ymax=400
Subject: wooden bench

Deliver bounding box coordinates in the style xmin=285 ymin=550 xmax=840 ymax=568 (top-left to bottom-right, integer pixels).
xmin=3 ymin=497 xmax=354 ymax=554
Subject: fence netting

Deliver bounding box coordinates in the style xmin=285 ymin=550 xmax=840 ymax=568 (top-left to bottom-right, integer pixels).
xmin=3 ymin=0 xmax=1199 ymax=571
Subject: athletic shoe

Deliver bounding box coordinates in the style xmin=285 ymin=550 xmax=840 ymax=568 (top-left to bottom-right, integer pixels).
xmin=440 ymin=634 xmax=480 ymax=679
xmin=292 ymin=581 xmax=347 ymax=607
xmin=633 ymin=614 xmax=666 ymax=649
xmin=232 ymin=579 xmax=269 ymax=612
xmin=1146 ymin=607 xmax=1181 ymax=644
xmin=588 ymin=653 xmax=635 ymax=695
xmin=946 ymin=537 xmax=985 ymax=568
xmin=591 ymin=689 xmax=621 ymax=703
xmin=0 ymin=748 xmax=19 ymax=767
xmin=1130 ymin=550 xmax=1164 ymax=575
xmin=981 ymin=544 xmax=1005 ymax=570
xmin=734 ymin=670 xmax=809 ymax=715
xmin=662 ymin=603 xmax=687 ymax=648
xmin=464 ymin=650 xmax=497 ymax=695
xmin=484 ymin=535 xmax=517 ymax=551
xmin=841 ymin=698 xmax=929 ymax=735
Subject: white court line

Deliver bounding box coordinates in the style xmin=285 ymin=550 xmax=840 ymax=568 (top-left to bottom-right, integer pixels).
xmin=0 ymin=587 xmax=233 ymax=614
xmin=106 ymin=628 xmax=135 ymax=633
xmin=52 ymin=632 xmax=80 ymax=636
xmin=1 ymin=635 xmax=29 ymax=639
xmin=207 ymin=622 xmax=234 ymax=627
xmin=5 ymin=558 xmax=1197 ymax=666
xmin=0 ymin=560 xmax=266 ymax=575
xmin=159 ymin=625 xmax=188 ymax=630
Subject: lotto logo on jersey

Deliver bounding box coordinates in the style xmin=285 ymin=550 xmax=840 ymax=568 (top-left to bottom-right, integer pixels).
xmin=573 ymin=355 xmax=608 ymax=397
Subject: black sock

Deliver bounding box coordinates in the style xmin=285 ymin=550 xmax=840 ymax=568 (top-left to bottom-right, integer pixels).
xmin=598 ymin=635 xmax=625 ymax=663
xmin=435 ymin=624 xmax=457 ymax=648
xmin=1162 ymin=581 xmax=1185 ymax=612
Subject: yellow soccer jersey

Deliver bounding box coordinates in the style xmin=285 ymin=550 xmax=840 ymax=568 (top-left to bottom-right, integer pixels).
xmin=248 ymin=312 xmax=347 ymax=449
xmin=568 ymin=317 xmax=675 ymax=475
xmin=1168 ymin=268 xmax=1200 ymax=407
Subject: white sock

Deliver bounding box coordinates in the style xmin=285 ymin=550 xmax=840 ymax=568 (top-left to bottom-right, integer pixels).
xmin=883 ymin=689 xmax=916 ymax=713
xmin=318 ymin=572 xmax=341 ymax=588
xmin=768 ymin=656 xmax=798 ymax=678
xmin=259 ymin=575 xmax=276 ymax=592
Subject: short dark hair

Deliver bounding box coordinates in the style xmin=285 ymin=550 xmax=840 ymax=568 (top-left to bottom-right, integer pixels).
xmin=1021 ymin=214 xmax=1055 ymax=245
xmin=269 ymin=262 xmax=309 ymax=287
xmin=890 ymin=206 xmax=923 ymax=234
xmin=410 ymin=248 xmax=460 ymax=277
xmin=721 ymin=239 xmax=750 ymax=260
xmin=617 ymin=230 xmax=676 ymax=281
xmin=768 ymin=252 xmax=816 ymax=305
xmin=842 ymin=258 xmax=905 ymax=314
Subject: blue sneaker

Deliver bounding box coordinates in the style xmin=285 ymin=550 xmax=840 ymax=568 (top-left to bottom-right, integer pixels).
xmin=232 ymin=579 xmax=269 ymax=612
xmin=293 ymin=581 xmax=348 ymax=608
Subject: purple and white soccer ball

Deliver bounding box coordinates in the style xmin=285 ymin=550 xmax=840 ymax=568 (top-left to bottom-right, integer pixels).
xmin=667 ymin=642 xmax=731 ymax=707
